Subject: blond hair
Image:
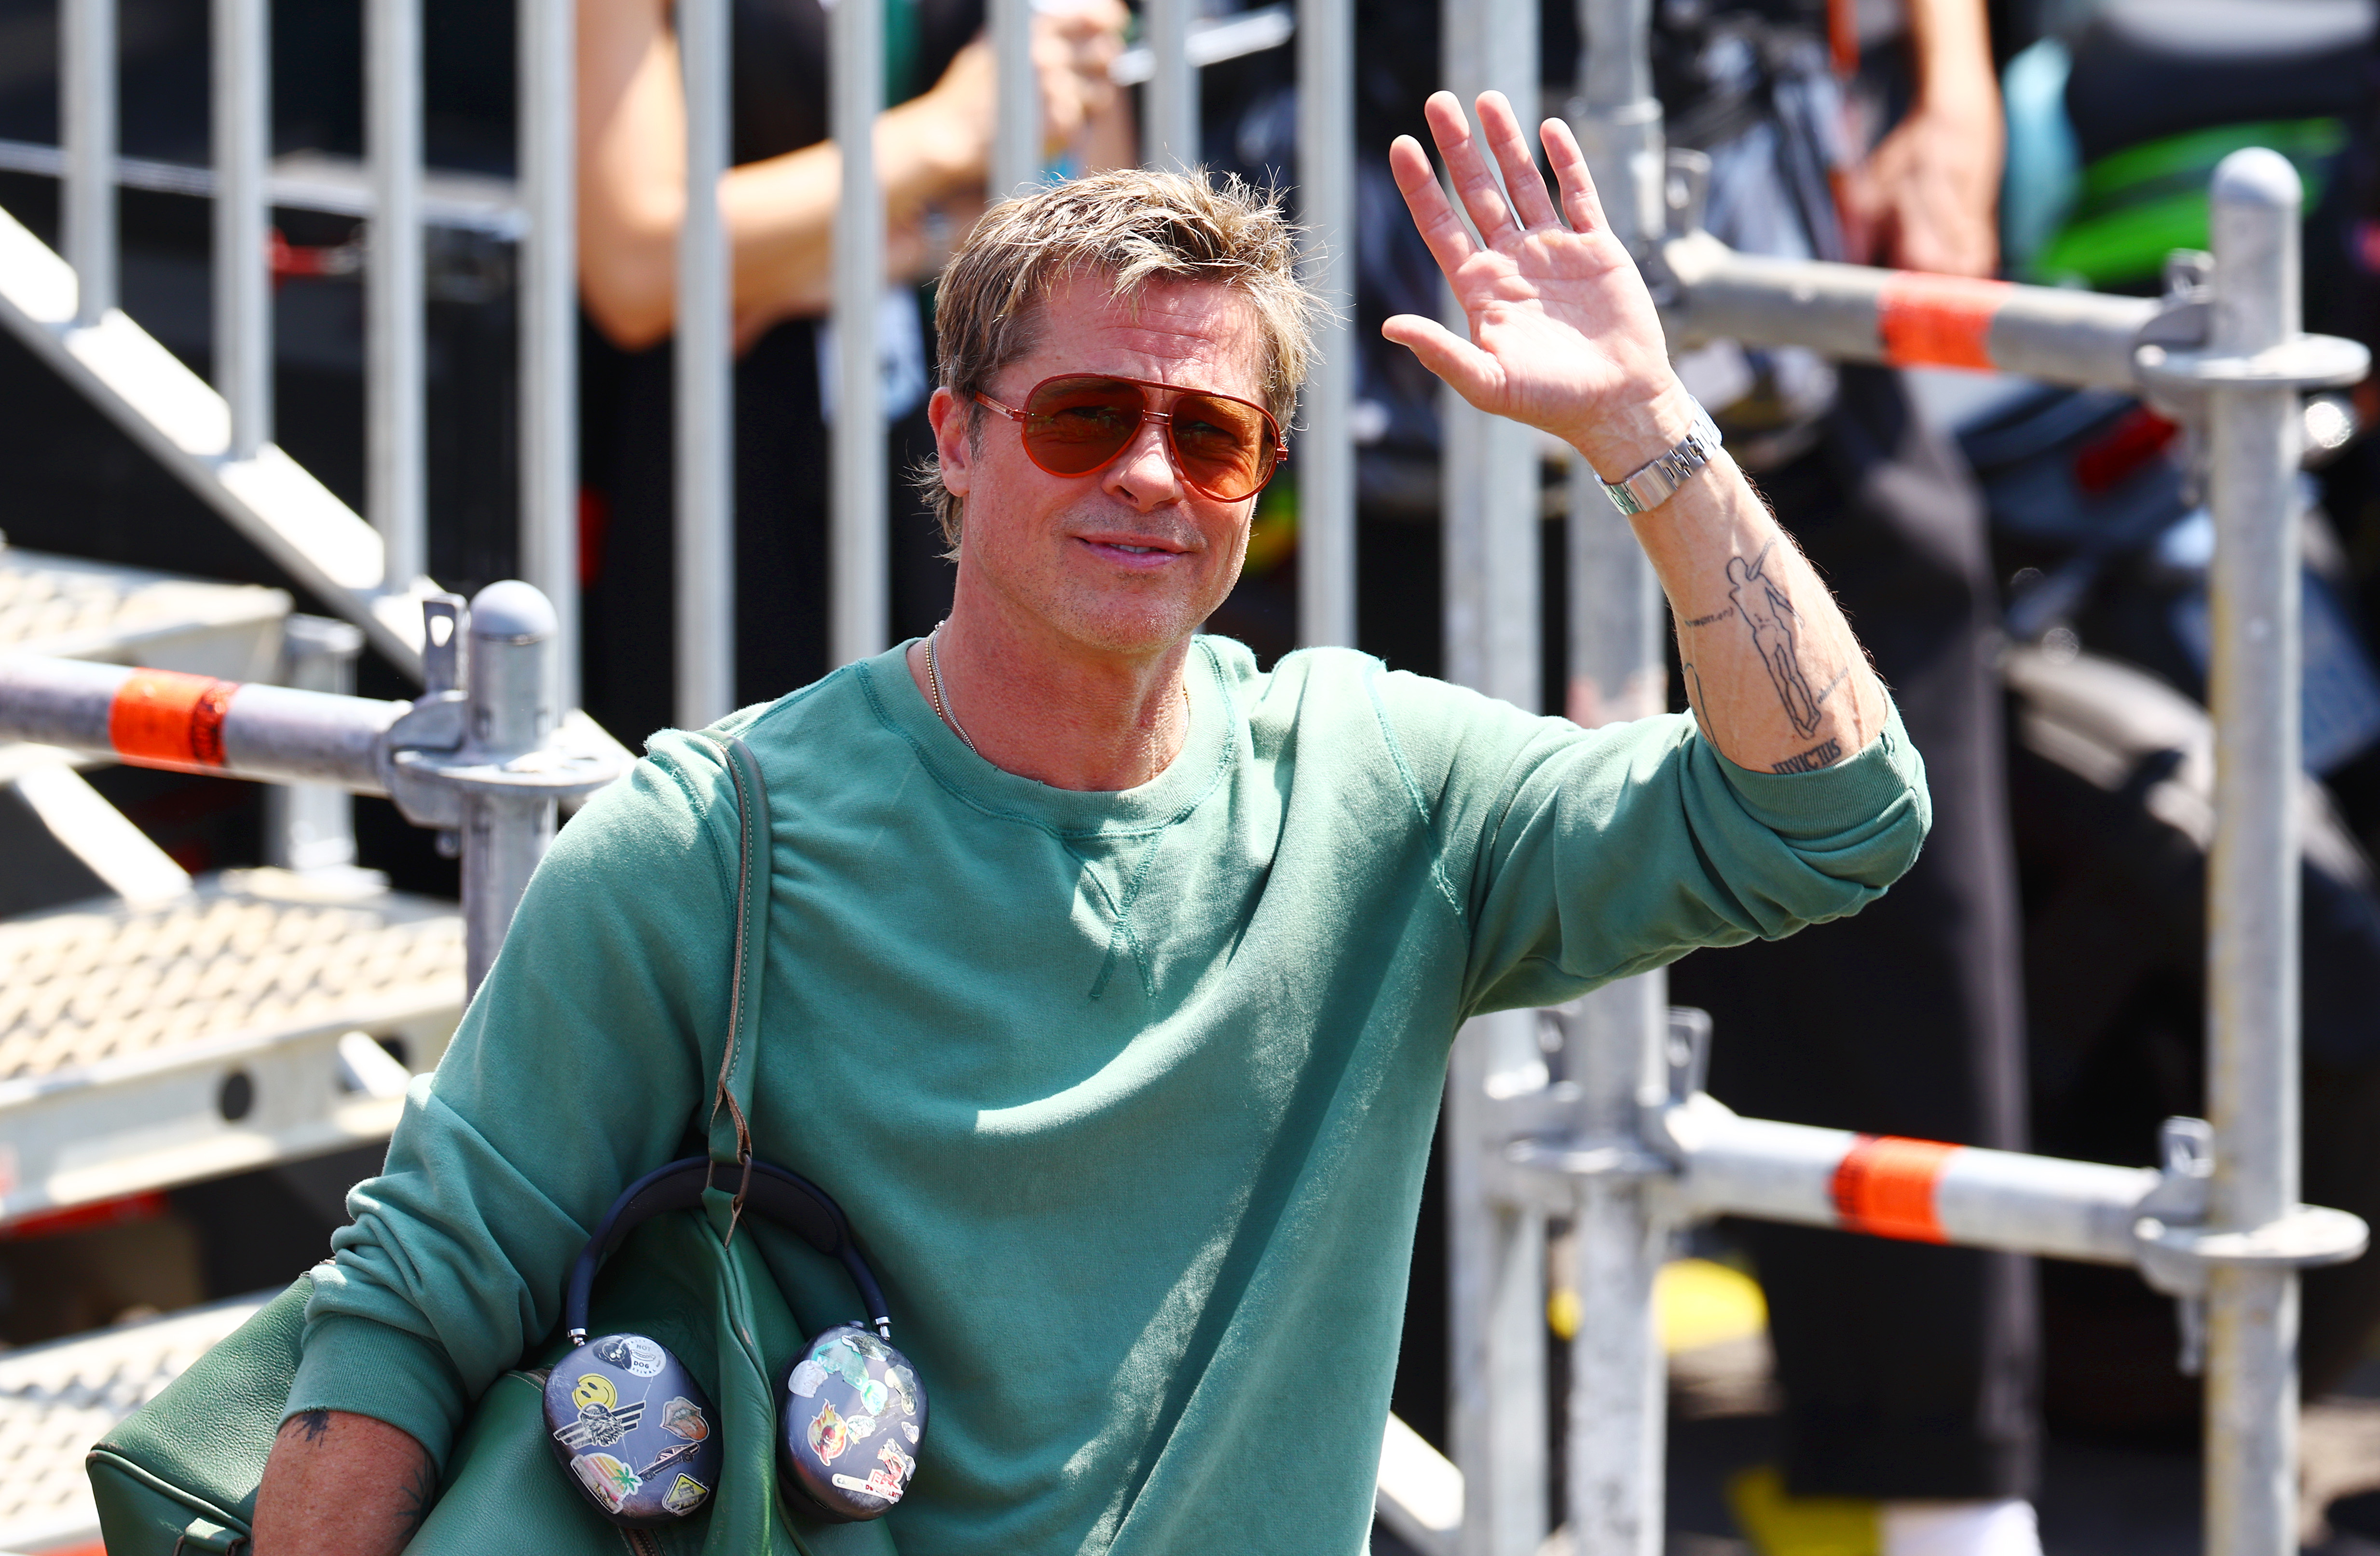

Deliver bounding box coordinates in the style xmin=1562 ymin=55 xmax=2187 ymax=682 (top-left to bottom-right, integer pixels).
xmin=921 ymin=166 xmax=1319 ymax=550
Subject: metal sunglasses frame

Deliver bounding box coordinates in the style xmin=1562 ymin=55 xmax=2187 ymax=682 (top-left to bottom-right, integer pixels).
xmin=973 ymin=373 xmax=1289 ymax=501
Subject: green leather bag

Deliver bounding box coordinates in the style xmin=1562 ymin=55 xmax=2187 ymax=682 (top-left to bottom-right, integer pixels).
xmin=87 ymin=737 xmax=892 ymax=1556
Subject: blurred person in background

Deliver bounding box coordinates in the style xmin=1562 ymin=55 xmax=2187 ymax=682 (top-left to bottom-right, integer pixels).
xmin=1650 ymin=4 xmax=2040 ymax=1555
xmin=574 ymin=0 xmax=1132 ymax=744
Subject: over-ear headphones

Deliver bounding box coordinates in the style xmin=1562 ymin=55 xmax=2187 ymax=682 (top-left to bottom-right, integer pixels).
xmin=543 ymin=1157 xmax=930 ymax=1528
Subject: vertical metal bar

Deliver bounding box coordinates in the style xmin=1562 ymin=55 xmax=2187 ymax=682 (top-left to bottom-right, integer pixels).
xmin=1294 ymin=0 xmax=1355 ymax=648
xmin=2201 ymin=147 xmax=2306 ymax=1556
xmin=461 ymin=582 xmax=559 ymax=994
xmin=368 ymin=0 xmax=425 ymax=588
xmin=1559 ymin=9 xmax=1670 ymax=1529
xmin=989 ymin=0 xmax=1039 ymax=197
xmin=830 ymin=0 xmax=887 ymax=666
xmin=265 ymin=615 xmax=365 ymax=873
xmin=1439 ymin=0 xmax=1540 ymax=710
xmin=1567 ymin=975 xmax=1669 ymax=1556
xmin=677 ymin=0 xmax=736 ymax=722
xmin=1143 ymin=0 xmax=1197 ymax=171
xmin=62 ymin=0 xmax=117 ymax=325
xmin=1567 ymin=0 xmax=1664 ymax=248
xmin=519 ymin=0 xmax=580 ymax=709
xmin=1446 ymin=1008 xmax=1550 ymax=1556
xmin=212 ymin=0 xmax=271 ymax=458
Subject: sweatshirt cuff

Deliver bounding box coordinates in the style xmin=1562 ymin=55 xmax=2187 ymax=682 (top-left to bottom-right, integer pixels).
xmin=285 ymin=1313 xmax=475 ymax=1468
xmin=1710 ymin=700 xmax=1932 ymax=845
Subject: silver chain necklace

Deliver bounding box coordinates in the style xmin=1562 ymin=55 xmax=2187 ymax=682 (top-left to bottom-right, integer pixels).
xmin=924 ymin=620 xmax=1190 ymax=784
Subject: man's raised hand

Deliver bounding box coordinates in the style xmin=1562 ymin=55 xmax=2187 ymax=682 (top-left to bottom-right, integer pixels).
xmin=1381 ymin=90 xmax=1694 ymax=481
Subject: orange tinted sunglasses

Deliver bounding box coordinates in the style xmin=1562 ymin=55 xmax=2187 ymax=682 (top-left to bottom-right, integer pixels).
xmin=975 ymin=374 xmax=1287 ymax=502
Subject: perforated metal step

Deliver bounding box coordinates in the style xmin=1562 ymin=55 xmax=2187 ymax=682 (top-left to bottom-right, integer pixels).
xmin=0 ymin=544 xmax=289 ymax=678
xmin=0 ymin=1291 xmax=269 ymax=1553
xmin=0 ymin=868 xmax=464 ymax=1222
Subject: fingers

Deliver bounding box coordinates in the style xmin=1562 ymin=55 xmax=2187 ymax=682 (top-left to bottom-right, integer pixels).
xmin=1388 ymin=132 xmax=1482 ymax=282
xmin=1475 ymin=93 xmax=1560 ymax=232
xmin=1422 ymin=91 xmax=1524 ymax=249
xmin=1537 ymin=116 xmax=1612 ymax=237
xmin=1381 ymin=314 xmax=1503 ymax=408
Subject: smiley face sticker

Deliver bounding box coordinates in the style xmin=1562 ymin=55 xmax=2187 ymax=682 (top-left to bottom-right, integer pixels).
xmin=571 ymin=1372 xmax=618 ymax=1411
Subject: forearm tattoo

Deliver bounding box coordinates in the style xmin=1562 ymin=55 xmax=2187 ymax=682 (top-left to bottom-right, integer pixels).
xmin=1676 ymin=540 xmax=1855 ymax=771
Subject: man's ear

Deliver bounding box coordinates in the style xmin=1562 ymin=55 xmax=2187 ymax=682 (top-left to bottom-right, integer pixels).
xmin=927 ymin=386 xmax=971 ymax=498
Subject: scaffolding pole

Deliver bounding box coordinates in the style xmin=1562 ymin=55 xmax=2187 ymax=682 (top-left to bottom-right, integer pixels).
xmin=1143 ymin=0 xmax=1197 ymax=171
xmin=831 ymin=0 xmax=887 ymax=667
xmin=367 ymin=0 xmax=425 ymax=591
xmin=676 ymin=0 xmax=736 ymax=722
xmin=519 ymin=0 xmax=579 ymax=709
xmin=61 ymin=0 xmax=115 ymax=326
xmin=1295 ymin=0 xmax=1355 ymax=649
xmin=211 ymin=0 xmax=270 ymax=459
xmin=990 ymin=0 xmax=1039 ymax=197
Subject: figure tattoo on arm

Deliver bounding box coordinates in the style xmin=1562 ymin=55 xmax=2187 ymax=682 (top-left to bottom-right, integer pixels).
xmin=397 ymin=1442 xmax=438 ymax=1538
xmin=1723 ymin=542 xmax=1824 ymax=740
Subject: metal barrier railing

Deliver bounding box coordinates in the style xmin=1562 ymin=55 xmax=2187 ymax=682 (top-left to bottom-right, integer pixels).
xmin=0 ymin=585 xmax=623 ymax=991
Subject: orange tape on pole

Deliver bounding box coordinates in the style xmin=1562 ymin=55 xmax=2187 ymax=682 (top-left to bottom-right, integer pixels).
xmin=1875 ymin=273 xmax=2013 ymax=371
xmin=108 ymin=669 xmax=237 ymax=771
xmin=1830 ymin=1134 xmax=1959 ymax=1242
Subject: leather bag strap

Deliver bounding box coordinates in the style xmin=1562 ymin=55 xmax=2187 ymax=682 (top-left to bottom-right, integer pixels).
xmin=694 ymin=734 xmax=772 ymax=1198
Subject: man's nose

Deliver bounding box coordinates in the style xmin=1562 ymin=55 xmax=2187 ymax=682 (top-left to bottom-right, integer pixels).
xmin=1101 ymin=416 xmax=1182 ymax=511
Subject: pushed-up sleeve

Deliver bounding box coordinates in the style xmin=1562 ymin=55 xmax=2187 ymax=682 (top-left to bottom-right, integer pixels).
xmin=1373 ymin=670 xmax=1929 ymax=1019
xmin=283 ymin=730 xmax=744 ymax=1465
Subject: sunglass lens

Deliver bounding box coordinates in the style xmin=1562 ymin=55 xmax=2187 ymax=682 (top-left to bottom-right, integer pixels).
xmin=1169 ymin=394 xmax=1273 ymax=498
xmin=1020 ymin=377 xmax=1144 ymax=475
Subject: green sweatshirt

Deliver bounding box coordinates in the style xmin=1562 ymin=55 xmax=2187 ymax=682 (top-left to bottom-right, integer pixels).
xmin=289 ymin=637 xmax=1927 ymax=1556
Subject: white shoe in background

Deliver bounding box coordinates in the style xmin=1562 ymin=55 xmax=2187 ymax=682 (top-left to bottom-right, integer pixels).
xmin=1880 ymin=1499 xmax=2042 ymax=1556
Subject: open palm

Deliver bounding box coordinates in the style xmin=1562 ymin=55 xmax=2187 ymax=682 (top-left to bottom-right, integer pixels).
xmin=1382 ymin=91 xmax=1683 ymax=477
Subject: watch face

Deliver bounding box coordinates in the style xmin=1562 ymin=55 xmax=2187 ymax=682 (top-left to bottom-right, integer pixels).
xmin=779 ymin=1324 xmax=929 ymax=1522
xmin=544 ymin=1335 xmax=723 ymax=1527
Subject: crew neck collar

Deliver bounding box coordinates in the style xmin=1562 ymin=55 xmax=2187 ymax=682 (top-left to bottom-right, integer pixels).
xmin=855 ymin=638 xmax=1234 ymax=837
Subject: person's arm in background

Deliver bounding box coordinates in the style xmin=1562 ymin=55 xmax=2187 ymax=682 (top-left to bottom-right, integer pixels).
xmin=1838 ymin=0 xmax=2003 ymax=276
xmin=577 ymin=0 xmax=1130 ymax=351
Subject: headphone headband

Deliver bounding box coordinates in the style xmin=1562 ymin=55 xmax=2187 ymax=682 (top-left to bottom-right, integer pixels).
xmin=564 ymin=1157 xmax=892 ymax=1342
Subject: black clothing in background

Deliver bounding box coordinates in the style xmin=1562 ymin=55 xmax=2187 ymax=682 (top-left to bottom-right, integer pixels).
xmin=1673 ymin=366 xmax=2039 ymax=1500
xmin=578 ymin=0 xmax=983 ymax=750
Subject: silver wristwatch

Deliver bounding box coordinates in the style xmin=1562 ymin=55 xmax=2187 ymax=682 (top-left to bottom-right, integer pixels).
xmin=1600 ymin=398 xmax=1724 ymax=516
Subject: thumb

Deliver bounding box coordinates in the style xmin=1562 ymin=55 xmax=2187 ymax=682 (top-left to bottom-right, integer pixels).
xmin=1381 ymin=315 xmax=1505 ymax=409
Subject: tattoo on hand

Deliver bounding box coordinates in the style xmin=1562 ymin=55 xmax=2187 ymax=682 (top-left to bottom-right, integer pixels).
xmin=397 ymin=1443 xmax=438 ymax=1537
xmin=1724 ymin=542 xmax=1824 ymax=739
xmin=1772 ymin=737 xmax=1845 ymax=774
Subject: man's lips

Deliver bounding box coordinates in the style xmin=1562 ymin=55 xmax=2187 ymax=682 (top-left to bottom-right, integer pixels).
xmin=1076 ymin=535 xmax=1192 ymax=567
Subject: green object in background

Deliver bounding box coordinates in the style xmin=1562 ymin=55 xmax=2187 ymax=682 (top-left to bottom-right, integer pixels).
xmin=2033 ymin=118 xmax=2346 ymax=289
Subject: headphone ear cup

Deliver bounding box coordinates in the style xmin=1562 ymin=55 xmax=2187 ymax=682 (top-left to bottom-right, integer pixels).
xmin=778 ymin=1323 xmax=929 ymax=1522
xmin=544 ymin=1334 xmax=724 ymax=1527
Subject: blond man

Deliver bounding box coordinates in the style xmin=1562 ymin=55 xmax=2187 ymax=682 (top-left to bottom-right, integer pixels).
xmin=255 ymin=95 xmax=1924 ymax=1555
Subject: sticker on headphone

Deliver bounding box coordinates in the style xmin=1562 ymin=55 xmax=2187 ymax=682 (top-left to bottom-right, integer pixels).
xmin=845 ymin=1413 xmax=878 ymax=1441
xmin=788 ymin=1358 xmax=829 ymax=1398
xmin=886 ymin=1366 xmax=919 ymax=1416
xmin=572 ymin=1452 xmax=642 ymax=1514
xmin=663 ymin=1473 xmax=709 ymax=1515
xmin=638 ymin=1439 xmax=700 ymax=1478
xmin=594 ymin=1335 xmax=666 ymax=1379
xmin=571 ymin=1373 xmax=618 ymax=1411
xmin=902 ymin=1420 xmax=919 ymax=1444
xmin=830 ymin=1468 xmax=908 ymax=1503
xmin=554 ymin=1396 xmax=645 ymax=1450
xmin=807 ymin=1399 xmax=852 ymax=1462
xmin=822 ymin=1340 xmax=870 ymax=1390
xmin=856 ymin=1377 xmax=889 ymax=1416
xmin=877 ymin=1441 xmax=915 ymax=1481
xmin=659 ymin=1396 xmax=709 ymax=1442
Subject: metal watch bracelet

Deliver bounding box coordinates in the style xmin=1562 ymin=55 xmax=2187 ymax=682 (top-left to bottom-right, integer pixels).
xmin=1599 ymin=397 xmax=1724 ymax=516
